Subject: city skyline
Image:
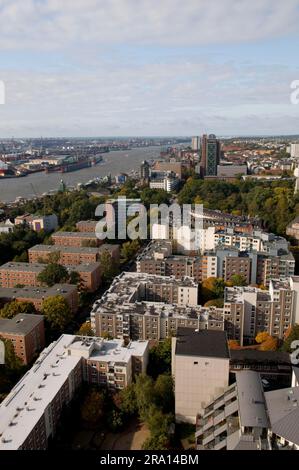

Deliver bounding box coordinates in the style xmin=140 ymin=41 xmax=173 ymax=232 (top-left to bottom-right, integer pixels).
xmin=0 ymin=0 xmax=299 ymax=137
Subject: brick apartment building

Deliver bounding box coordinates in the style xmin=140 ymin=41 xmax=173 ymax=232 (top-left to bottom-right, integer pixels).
xmin=51 ymin=231 xmax=102 ymax=247
xmin=28 ymin=244 xmax=120 ymax=266
xmin=0 ymin=313 xmax=45 ymax=364
xmin=76 ymin=220 xmax=98 ymax=232
xmin=0 ymin=261 xmax=101 ymax=292
xmin=0 ymin=284 xmax=78 ymax=313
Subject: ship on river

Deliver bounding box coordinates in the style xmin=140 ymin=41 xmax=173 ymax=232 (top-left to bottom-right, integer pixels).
xmin=44 ymin=155 xmax=102 ymax=174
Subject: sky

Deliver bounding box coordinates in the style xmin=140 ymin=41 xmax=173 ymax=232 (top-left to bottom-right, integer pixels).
xmin=0 ymin=0 xmax=299 ymax=137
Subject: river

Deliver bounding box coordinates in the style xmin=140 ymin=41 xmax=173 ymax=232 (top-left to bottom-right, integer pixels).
xmin=0 ymin=146 xmax=162 ymax=203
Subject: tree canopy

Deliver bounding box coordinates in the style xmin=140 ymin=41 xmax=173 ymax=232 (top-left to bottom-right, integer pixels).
xmin=0 ymin=300 xmax=37 ymax=319
xmin=41 ymin=295 xmax=73 ymax=332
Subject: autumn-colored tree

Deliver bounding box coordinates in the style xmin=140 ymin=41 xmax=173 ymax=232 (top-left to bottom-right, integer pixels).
xmin=259 ymin=336 xmax=278 ymax=351
xmin=77 ymin=321 xmax=94 ymax=336
xmin=255 ymin=331 xmax=270 ymax=344
xmin=228 ymin=340 xmax=240 ymax=350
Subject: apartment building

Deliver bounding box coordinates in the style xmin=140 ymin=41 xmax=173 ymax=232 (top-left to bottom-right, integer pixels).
xmin=29 ymin=243 xmax=120 ymax=265
xmin=195 ymin=371 xmax=270 ymax=450
xmin=224 ymin=278 xmax=299 ymax=344
xmin=0 ymin=261 xmax=101 ymax=293
xmin=76 ymin=220 xmax=98 ymax=232
xmin=0 ymin=334 xmax=149 ymax=449
xmin=28 ymin=245 xmax=100 ymax=264
xmin=256 ymin=253 xmax=295 ymax=287
xmin=196 ymin=370 xmax=299 ymax=450
xmin=0 ymin=284 xmax=78 ymax=313
xmin=51 ymin=231 xmax=101 ymax=247
xmin=14 ymin=213 xmax=58 ymax=233
xmin=172 ymin=327 xmax=230 ymax=423
xmin=136 ymin=240 xmax=217 ymax=282
xmin=0 ymin=313 xmax=45 ymax=365
xmin=90 ymin=272 xmax=225 ymax=340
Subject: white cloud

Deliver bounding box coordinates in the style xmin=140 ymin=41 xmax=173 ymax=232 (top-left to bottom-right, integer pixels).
xmin=0 ymin=0 xmax=298 ymax=49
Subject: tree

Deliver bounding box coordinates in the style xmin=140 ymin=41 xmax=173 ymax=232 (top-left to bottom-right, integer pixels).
xmin=100 ymin=250 xmax=119 ymax=283
xmin=0 ymin=337 xmax=23 ymax=370
xmin=229 ymin=274 xmax=247 ymax=287
xmin=228 ymin=340 xmax=240 ymax=350
xmin=201 ymin=277 xmax=226 ymax=302
xmin=116 ymin=384 xmax=137 ymax=416
xmin=142 ymin=434 xmax=169 ymax=450
xmin=255 ymin=331 xmax=270 ymax=344
xmin=148 ymin=337 xmax=172 ymax=378
xmin=107 ymin=409 xmax=124 ymax=432
xmin=282 ymin=324 xmax=299 ymax=352
xmin=134 ymin=374 xmax=155 ymax=421
xmin=255 ymin=331 xmax=278 ymax=351
xmin=80 ymin=389 xmax=105 ymax=427
xmin=146 ymin=406 xmax=172 ymax=438
xmin=37 ymin=263 xmax=69 ymax=287
xmin=69 ymin=270 xmax=81 ymax=286
xmin=77 ymin=321 xmax=94 ymax=336
xmin=41 ymin=295 xmax=73 ymax=332
xmin=121 ymin=240 xmax=140 ymax=262
xmin=259 ymin=336 xmax=278 ymax=351
xmin=154 ymin=374 xmax=174 ymax=413
xmin=0 ymin=301 xmax=37 ymax=319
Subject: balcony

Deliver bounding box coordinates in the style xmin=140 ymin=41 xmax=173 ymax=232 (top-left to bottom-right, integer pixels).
xmin=227 ymin=416 xmax=240 ymax=436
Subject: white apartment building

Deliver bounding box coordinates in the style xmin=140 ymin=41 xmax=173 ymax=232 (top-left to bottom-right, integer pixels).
xmin=0 ymin=334 xmax=148 ymax=450
xmin=290 ymin=143 xmax=299 ymax=158
xmin=172 ymin=328 xmax=230 ymax=423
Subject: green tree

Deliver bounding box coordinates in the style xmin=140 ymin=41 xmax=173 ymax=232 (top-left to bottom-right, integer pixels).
xmin=153 ymin=374 xmax=174 ymax=413
xmin=116 ymin=384 xmax=137 ymax=416
xmin=148 ymin=337 xmax=172 ymax=378
xmin=0 ymin=301 xmax=37 ymax=319
xmin=69 ymin=270 xmax=81 ymax=286
xmin=0 ymin=337 xmax=23 ymax=370
xmin=121 ymin=239 xmax=140 ymax=262
xmin=142 ymin=434 xmax=169 ymax=450
xmin=41 ymin=295 xmax=73 ymax=332
xmin=100 ymin=250 xmax=119 ymax=283
xmin=135 ymin=374 xmax=155 ymax=421
xmin=229 ymin=274 xmax=247 ymax=287
xmin=147 ymin=405 xmax=173 ymax=438
xmin=37 ymin=263 xmax=69 ymax=287
xmin=107 ymin=409 xmax=124 ymax=432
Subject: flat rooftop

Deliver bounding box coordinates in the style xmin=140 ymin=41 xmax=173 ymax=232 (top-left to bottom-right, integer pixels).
xmin=0 ymin=313 xmax=44 ymax=335
xmin=0 ymin=261 xmax=100 ymax=273
xmin=0 ymin=283 xmax=76 ymax=300
xmin=0 ymin=334 xmax=148 ymax=449
xmin=28 ymin=244 xmax=100 ymax=254
xmin=52 ymin=231 xmax=97 ymax=238
xmin=175 ymin=327 xmax=229 ymax=359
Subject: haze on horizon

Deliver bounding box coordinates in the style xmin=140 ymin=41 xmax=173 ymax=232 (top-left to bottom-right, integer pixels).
xmin=0 ymin=0 xmax=299 ymax=138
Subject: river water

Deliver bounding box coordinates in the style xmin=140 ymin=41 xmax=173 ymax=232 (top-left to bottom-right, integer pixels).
xmin=0 ymin=146 xmax=162 ymax=203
